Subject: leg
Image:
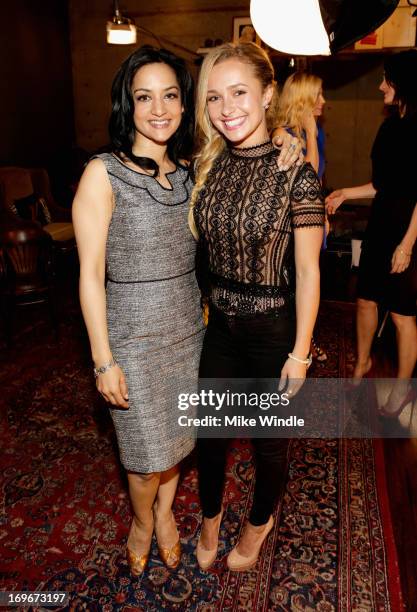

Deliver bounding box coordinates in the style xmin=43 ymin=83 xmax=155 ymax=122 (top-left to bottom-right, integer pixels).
xmin=353 ymin=298 xmax=378 ymax=380
xmin=391 ymin=313 xmax=417 ymax=379
xmin=154 ymin=465 xmax=180 ymax=519
xmin=230 ymin=438 xmax=286 ymax=561
xmin=127 ymin=471 xmax=160 ymax=555
xmin=383 ymin=313 xmax=417 ymax=415
xmin=250 ymin=438 xmax=288 ymax=526
xmin=153 ymin=464 xmax=180 ymax=549
xmin=197 ymin=307 xmax=240 ymax=549
xmin=197 ymin=437 xmax=229 ymax=549
xmin=227 ymin=314 xmax=292 ymax=569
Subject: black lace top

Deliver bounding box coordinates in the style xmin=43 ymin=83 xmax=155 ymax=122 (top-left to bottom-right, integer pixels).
xmin=194 ymin=140 xmax=324 ymax=316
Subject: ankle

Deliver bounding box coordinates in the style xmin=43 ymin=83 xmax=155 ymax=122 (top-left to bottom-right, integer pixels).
xmin=356 ymin=356 xmax=371 ymax=367
xmin=153 ymin=506 xmax=174 ymax=522
xmin=203 ymin=512 xmax=222 ymax=528
xmin=132 ymin=514 xmax=154 ymax=531
xmin=247 ymin=521 xmax=268 ymax=532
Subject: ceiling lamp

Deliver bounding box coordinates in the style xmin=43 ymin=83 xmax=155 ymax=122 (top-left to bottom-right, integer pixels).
xmin=107 ymin=0 xmax=137 ymax=45
xmin=250 ymin=0 xmax=330 ymax=56
xmin=250 ymin=0 xmax=400 ymax=55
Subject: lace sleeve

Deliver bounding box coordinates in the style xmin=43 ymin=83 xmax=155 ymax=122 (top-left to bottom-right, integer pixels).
xmin=290 ymin=163 xmax=325 ymax=229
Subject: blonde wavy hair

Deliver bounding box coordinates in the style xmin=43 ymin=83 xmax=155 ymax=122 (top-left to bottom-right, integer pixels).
xmin=189 ymin=42 xmax=278 ymax=238
xmin=275 ymin=72 xmax=322 ymax=144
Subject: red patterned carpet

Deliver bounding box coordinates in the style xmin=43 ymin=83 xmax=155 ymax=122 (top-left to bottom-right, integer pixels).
xmin=0 ymin=300 xmax=404 ymax=610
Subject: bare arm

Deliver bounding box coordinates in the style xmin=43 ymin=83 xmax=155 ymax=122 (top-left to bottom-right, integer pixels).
xmin=279 ymin=163 xmax=324 ymax=395
xmin=326 ymin=182 xmax=376 ymax=215
xmin=72 ymin=158 xmax=128 ymax=408
xmin=301 ymin=111 xmax=319 ymax=174
xmin=391 ymin=201 xmax=417 ymax=274
xmin=279 ymin=226 xmax=323 ymax=395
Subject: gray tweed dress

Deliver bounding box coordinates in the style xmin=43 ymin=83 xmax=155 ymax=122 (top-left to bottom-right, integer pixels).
xmin=96 ymin=153 xmax=205 ymax=473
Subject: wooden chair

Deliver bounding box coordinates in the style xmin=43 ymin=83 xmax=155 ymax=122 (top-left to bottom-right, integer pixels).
xmin=0 ymin=166 xmax=75 ymax=252
xmin=0 ymin=221 xmax=58 ymax=347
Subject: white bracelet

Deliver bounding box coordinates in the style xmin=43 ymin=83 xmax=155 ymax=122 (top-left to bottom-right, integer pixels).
xmin=288 ymin=352 xmax=312 ymax=368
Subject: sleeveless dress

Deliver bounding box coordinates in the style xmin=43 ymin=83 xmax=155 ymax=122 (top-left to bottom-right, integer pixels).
xmin=96 ymin=153 xmax=205 ymax=473
xmin=356 ymin=114 xmax=417 ymax=315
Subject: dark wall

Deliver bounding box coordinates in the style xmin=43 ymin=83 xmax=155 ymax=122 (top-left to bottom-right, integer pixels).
xmin=0 ymin=0 xmax=75 ymax=167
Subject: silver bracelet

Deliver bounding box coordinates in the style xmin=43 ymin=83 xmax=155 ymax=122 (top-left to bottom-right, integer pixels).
xmin=93 ymin=358 xmax=118 ymax=378
xmin=288 ymin=352 xmax=312 ymax=368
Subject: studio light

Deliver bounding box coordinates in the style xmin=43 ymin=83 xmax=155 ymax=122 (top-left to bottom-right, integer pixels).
xmin=107 ymin=0 xmax=137 ymax=45
xmin=250 ymin=0 xmax=400 ymax=55
xmin=250 ymin=0 xmax=330 ymax=55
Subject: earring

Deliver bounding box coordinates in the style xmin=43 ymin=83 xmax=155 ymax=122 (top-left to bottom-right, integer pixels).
xmin=264 ymin=104 xmax=270 ymax=109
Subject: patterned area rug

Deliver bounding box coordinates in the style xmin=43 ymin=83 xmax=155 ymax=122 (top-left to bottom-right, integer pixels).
xmin=0 ymin=302 xmax=403 ymax=610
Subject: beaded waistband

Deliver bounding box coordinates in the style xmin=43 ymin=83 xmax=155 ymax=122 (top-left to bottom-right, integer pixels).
xmin=209 ymin=272 xmax=294 ymax=317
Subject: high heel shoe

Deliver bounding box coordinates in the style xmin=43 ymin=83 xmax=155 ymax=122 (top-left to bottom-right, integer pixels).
xmin=126 ymin=519 xmax=152 ymax=576
xmin=157 ymin=540 xmax=181 ymax=569
xmin=379 ymin=387 xmax=417 ymax=420
xmin=345 ymin=357 xmax=373 ymax=390
xmin=227 ymin=515 xmax=274 ymax=572
xmin=126 ymin=546 xmax=150 ymax=577
xmin=154 ymin=511 xmax=181 ymax=569
xmin=196 ymin=509 xmax=223 ymax=571
xmin=311 ymin=337 xmax=327 ymax=362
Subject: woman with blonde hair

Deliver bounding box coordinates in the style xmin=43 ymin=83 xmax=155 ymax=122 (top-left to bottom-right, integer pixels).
xmin=274 ymin=71 xmax=328 ymax=361
xmin=275 ymin=72 xmax=325 ymax=179
xmin=190 ymin=43 xmax=325 ymax=571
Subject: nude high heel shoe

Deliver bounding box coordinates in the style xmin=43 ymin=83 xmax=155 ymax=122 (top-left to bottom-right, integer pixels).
xmin=196 ymin=509 xmax=223 ymax=571
xmin=227 ymin=515 xmax=274 ymax=572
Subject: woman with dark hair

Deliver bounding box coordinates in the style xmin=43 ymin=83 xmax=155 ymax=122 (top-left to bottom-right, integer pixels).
xmin=326 ymin=49 xmax=417 ymax=416
xmin=72 ymin=45 xmax=204 ymax=575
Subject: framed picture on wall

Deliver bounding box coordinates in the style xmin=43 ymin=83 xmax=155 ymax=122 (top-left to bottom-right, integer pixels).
xmin=232 ymin=17 xmax=262 ymax=45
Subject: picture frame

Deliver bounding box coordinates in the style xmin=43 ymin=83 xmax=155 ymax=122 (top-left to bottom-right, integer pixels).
xmin=232 ymin=17 xmax=261 ymax=46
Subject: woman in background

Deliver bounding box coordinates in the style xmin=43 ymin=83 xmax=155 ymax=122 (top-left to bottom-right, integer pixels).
xmin=326 ymin=49 xmax=417 ymax=417
xmin=190 ymin=42 xmax=324 ymax=571
xmin=274 ymin=72 xmax=328 ymax=361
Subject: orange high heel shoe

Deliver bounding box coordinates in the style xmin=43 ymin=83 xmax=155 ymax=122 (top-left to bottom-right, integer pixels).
xmin=126 ymin=518 xmax=153 ymax=576
xmin=154 ymin=510 xmax=181 ymax=569
xmin=126 ymin=547 xmax=150 ymax=577
xmin=157 ymin=539 xmax=181 ymax=569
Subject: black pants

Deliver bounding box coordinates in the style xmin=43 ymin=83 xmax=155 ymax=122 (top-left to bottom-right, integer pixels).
xmin=197 ymin=304 xmax=295 ymax=526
